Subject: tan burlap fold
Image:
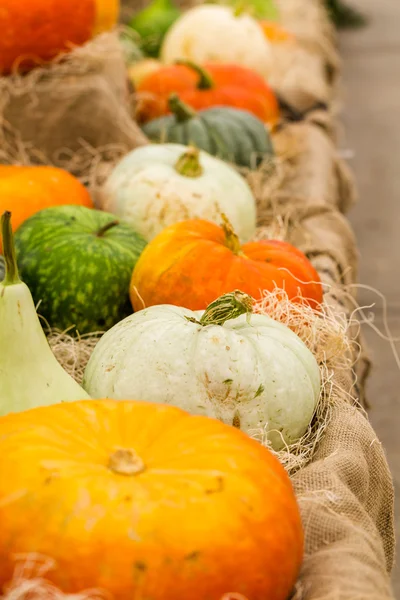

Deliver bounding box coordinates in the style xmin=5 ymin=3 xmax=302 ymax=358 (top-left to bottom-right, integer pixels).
xmin=0 ymin=32 xmax=148 ymax=176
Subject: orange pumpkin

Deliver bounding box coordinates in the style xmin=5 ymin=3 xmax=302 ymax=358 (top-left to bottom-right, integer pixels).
xmin=0 ymin=166 xmax=93 ymax=250
xmin=130 ymin=217 xmax=323 ymax=311
xmin=0 ymin=0 xmax=119 ymax=73
xmin=259 ymin=21 xmax=296 ymax=43
xmin=136 ymin=60 xmax=280 ymax=125
xmin=0 ymin=399 xmax=304 ymax=600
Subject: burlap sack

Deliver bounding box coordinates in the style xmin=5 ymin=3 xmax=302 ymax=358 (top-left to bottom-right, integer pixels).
xmin=0 ymin=32 xmax=148 ymax=178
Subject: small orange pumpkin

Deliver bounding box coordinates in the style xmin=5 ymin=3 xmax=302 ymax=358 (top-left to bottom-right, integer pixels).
xmin=0 ymin=166 xmax=93 ymax=250
xmin=0 ymin=399 xmax=304 ymax=600
xmin=259 ymin=21 xmax=296 ymax=43
xmin=136 ymin=60 xmax=280 ymax=125
xmin=0 ymin=0 xmax=119 ymax=73
xmin=130 ymin=217 xmax=323 ymax=311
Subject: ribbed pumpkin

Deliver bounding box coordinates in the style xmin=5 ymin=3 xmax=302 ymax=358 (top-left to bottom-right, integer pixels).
xmin=142 ymin=95 xmax=274 ymax=168
xmin=0 ymin=166 xmax=93 ymax=251
xmin=0 ymin=0 xmax=119 ymax=73
xmin=130 ymin=217 xmax=323 ymax=311
xmin=0 ymin=399 xmax=304 ymax=600
xmin=136 ymin=60 xmax=280 ymax=125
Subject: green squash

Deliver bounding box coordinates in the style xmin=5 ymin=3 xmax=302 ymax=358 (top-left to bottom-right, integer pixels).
xmin=0 ymin=255 xmax=5 ymax=282
xmin=209 ymin=0 xmax=280 ymax=20
xmin=129 ymin=0 xmax=182 ymax=58
xmin=14 ymin=206 xmax=147 ymax=334
xmin=142 ymin=94 xmax=275 ymax=168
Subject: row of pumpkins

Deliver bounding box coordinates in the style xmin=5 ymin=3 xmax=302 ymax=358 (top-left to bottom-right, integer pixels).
xmin=0 ymin=1 xmax=317 ymax=599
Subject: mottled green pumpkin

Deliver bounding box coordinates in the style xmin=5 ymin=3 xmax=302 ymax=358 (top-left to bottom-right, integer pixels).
xmin=14 ymin=206 xmax=147 ymax=334
xmin=142 ymin=94 xmax=274 ymax=168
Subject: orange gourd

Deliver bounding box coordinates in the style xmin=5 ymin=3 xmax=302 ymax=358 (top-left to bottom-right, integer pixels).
xmin=136 ymin=60 xmax=280 ymax=125
xmin=0 ymin=166 xmax=93 ymax=250
xmin=130 ymin=217 xmax=323 ymax=311
xmin=0 ymin=399 xmax=304 ymax=600
xmin=0 ymin=0 xmax=119 ymax=73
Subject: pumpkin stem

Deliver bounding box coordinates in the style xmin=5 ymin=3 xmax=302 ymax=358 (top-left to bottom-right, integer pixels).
xmin=175 ymin=146 xmax=203 ymax=178
xmin=221 ymin=213 xmax=243 ymax=256
xmin=200 ymin=291 xmax=254 ymax=327
xmin=168 ymin=94 xmax=197 ymax=123
xmin=108 ymin=448 xmax=145 ymax=476
xmin=96 ymin=220 xmax=120 ymax=237
xmin=1 ymin=211 xmax=21 ymax=286
xmin=175 ymin=59 xmax=214 ymax=90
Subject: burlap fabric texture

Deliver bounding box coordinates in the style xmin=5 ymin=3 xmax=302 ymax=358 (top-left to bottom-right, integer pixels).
xmin=0 ymin=32 xmax=147 ymax=177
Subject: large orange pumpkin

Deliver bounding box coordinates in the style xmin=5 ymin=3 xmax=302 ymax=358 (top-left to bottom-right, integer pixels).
xmin=0 ymin=399 xmax=304 ymax=600
xmin=130 ymin=217 xmax=323 ymax=311
xmin=136 ymin=61 xmax=280 ymax=125
xmin=0 ymin=0 xmax=119 ymax=73
xmin=0 ymin=166 xmax=93 ymax=250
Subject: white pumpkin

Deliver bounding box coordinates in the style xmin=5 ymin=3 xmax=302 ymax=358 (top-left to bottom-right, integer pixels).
xmin=100 ymin=143 xmax=257 ymax=242
xmin=83 ymin=292 xmax=320 ymax=450
xmin=161 ymin=5 xmax=273 ymax=78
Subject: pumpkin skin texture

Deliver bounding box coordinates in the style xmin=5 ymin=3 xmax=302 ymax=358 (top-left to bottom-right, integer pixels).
xmin=0 ymin=399 xmax=304 ymax=599
xmin=0 ymin=166 xmax=93 ymax=252
xmin=142 ymin=96 xmax=274 ymax=168
xmin=101 ymin=143 xmax=257 ymax=242
xmin=0 ymin=0 xmax=119 ymax=73
xmin=161 ymin=5 xmax=273 ymax=78
xmin=136 ymin=61 xmax=280 ymax=125
xmin=130 ymin=219 xmax=323 ymax=312
xmin=14 ymin=205 xmax=147 ymax=334
xmin=83 ymin=294 xmax=321 ymax=449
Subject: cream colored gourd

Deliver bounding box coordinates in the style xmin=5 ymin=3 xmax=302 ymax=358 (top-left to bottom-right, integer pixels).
xmin=0 ymin=211 xmax=90 ymax=416
xmin=161 ymin=5 xmax=273 ymax=78
xmin=83 ymin=291 xmax=321 ymax=450
xmin=100 ymin=144 xmax=257 ymax=242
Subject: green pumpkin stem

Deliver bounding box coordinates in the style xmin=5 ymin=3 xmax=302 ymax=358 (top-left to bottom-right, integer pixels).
xmin=168 ymin=94 xmax=197 ymax=123
xmin=221 ymin=213 xmax=243 ymax=256
xmin=175 ymin=59 xmax=214 ymax=90
xmin=175 ymin=146 xmax=203 ymax=178
xmin=200 ymin=291 xmax=254 ymax=327
xmin=1 ymin=211 xmax=21 ymax=286
xmin=96 ymin=220 xmax=120 ymax=237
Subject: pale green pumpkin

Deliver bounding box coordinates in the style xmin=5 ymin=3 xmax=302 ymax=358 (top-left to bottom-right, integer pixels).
xmin=101 ymin=143 xmax=257 ymax=242
xmin=83 ymin=291 xmax=321 ymax=450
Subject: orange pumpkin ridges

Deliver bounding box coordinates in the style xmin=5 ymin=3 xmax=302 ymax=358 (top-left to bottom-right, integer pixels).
xmin=0 ymin=0 xmax=118 ymax=74
xmin=0 ymin=166 xmax=93 ymax=251
xmin=130 ymin=216 xmax=323 ymax=312
xmin=136 ymin=61 xmax=280 ymax=126
xmin=0 ymin=399 xmax=304 ymax=600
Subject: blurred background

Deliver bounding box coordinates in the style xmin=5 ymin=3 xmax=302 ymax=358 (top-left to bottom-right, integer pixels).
xmin=339 ymin=0 xmax=400 ymax=593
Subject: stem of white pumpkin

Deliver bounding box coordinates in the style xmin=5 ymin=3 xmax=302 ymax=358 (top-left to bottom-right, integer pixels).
xmin=200 ymin=291 xmax=254 ymax=326
xmin=168 ymin=94 xmax=197 ymax=123
xmin=1 ymin=211 xmax=21 ymax=287
xmin=174 ymin=146 xmax=203 ymax=177
xmin=174 ymin=59 xmax=214 ymax=90
xmin=220 ymin=213 xmax=244 ymax=256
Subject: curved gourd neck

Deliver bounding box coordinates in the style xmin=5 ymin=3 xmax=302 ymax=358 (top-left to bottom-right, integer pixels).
xmin=175 ymin=59 xmax=214 ymax=90
xmin=200 ymin=291 xmax=254 ymax=326
xmin=168 ymin=94 xmax=197 ymax=123
xmin=1 ymin=211 xmax=21 ymax=286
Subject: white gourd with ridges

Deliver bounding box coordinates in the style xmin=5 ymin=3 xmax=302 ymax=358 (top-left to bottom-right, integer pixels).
xmin=161 ymin=5 xmax=273 ymax=78
xmin=101 ymin=144 xmax=257 ymax=242
xmin=83 ymin=291 xmax=320 ymax=450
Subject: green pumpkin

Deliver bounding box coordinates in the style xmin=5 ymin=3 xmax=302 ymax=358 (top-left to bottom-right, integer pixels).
xmin=0 ymin=255 xmax=5 ymax=282
xmin=129 ymin=0 xmax=182 ymax=58
xmin=142 ymin=94 xmax=274 ymax=168
xmin=14 ymin=206 xmax=147 ymax=334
